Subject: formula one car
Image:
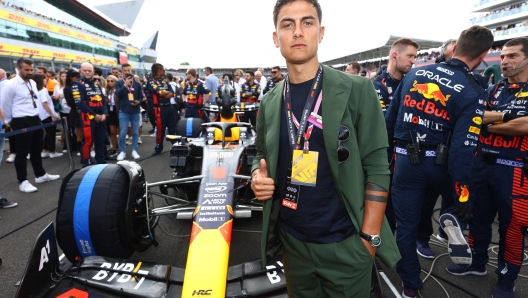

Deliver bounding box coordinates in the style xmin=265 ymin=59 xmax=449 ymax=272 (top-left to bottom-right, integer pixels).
xmin=15 ymin=80 xmax=385 ymax=297
xmin=15 ymin=80 xmax=288 ymax=298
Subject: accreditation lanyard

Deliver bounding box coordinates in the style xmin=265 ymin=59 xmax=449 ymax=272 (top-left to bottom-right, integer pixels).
xmin=124 ymin=79 xmax=135 ymax=101
xmin=283 ymin=65 xmax=323 ymax=153
xmin=24 ymin=82 xmax=37 ymax=108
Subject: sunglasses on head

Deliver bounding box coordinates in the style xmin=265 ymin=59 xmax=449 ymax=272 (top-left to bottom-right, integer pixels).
xmin=338 ymin=125 xmax=350 ymax=165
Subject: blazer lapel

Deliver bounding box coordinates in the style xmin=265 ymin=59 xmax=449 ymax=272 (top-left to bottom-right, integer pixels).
xmin=321 ymin=65 xmax=350 ymax=187
xmin=264 ymin=81 xmax=283 ymax=180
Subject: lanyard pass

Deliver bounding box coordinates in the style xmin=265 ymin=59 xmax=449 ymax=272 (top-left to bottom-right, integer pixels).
xmin=283 ymin=65 xmax=323 ymax=151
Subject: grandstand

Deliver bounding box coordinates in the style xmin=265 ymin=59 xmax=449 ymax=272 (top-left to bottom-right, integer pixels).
xmin=0 ymin=0 xmax=156 ymax=75
xmin=321 ymin=35 xmax=443 ymax=74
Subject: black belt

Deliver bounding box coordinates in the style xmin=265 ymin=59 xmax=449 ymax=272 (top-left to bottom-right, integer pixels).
xmin=394 ymin=140 xmax=440 ymax=158
xmin=14 ymin=115 xmax=39 ymax=119
xmin=396 ymin=140 xmax=437 ymax=151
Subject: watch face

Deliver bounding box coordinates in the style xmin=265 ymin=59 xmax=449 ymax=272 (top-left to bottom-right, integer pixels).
xmin=371 ymin=236 xmax=381 ymax=247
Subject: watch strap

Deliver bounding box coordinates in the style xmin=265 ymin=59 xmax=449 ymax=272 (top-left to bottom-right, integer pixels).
xmin=359 ymin=231 xmax=372 ymax=242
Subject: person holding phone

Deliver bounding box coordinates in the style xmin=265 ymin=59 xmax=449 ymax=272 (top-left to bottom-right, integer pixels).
xmin=116 ymin=65 xmax=142 ymax=161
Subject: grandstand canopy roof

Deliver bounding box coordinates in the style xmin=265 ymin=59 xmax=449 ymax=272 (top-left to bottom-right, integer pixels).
xmin=322 ymin=35 xmax=443 ymax=67
xmin=44 ymin=0 xmax=132 ymax=36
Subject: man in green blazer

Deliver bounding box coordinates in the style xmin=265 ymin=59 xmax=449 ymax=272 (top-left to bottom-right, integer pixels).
xmin=250 ymin=0 xmax=401 ymax=296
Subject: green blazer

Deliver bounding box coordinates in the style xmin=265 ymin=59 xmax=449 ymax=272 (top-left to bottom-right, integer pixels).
xmin=251 ymin=65 xmax=401 ymax=268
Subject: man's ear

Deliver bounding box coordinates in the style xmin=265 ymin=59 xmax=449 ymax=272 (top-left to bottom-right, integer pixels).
xmin=391 ymin=51 xmax=397 ymax=61
xmin=319 ymin=26 xmax=325 ymax=43
xmin=273 ymin=31 xmax=279 ymax=48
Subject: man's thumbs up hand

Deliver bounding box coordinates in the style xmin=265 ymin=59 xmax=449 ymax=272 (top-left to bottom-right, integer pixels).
xmin=260 ymin=159 xmax=268 ymax=178
xmin=251 ymin=159 xmax=275 ymax=201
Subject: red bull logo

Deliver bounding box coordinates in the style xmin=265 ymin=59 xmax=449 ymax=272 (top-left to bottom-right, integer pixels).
xmin=410 ymin=80 xmax=450 ymax=106
xmin=403 ymin=95 xmax=450 ymax=120
xmin=459 ymin=185 xmax=469 ymax=202
xmin=90 ymin=95 xmax=102 ymax=102
xmin=479 ymin=134 xmax=521 ymax=149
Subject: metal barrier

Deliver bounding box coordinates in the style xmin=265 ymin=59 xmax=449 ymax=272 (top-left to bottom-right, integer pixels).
xmin=0 ymin=117 xmax=75 ymax=172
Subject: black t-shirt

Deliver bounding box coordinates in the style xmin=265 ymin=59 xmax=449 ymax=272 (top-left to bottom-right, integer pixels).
xmin=277 ymin=78 xmax=357 ymax=243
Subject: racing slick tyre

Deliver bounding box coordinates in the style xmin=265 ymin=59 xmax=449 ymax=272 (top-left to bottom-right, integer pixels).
xmin=56 ymin=162 xmax=155 ymax=263
xmin=176 ymin=117 xmax=204 ymax=138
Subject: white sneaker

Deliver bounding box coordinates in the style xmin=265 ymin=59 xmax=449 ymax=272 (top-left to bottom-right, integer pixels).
xmin=27 ymin=154 xmax=30 ymax=160
xmin=41 ymin=152 xmax=50 ymax=158
xmin=76 ymin=152 xmax=81 ymax=156
xmin=19 ymin=180 xmax=38 ymax=193
xmin=117 ymin=152 xmax=126 ymax=161
xmin=35 ymin=173 xmax=60 ymax=183
xmin=131 ymin=150 xmax=140 ymax=160
xmin=90 ymin=151 xmax=95 ymax=158
xmin=150 ymin=133 xmax=156 ymax=137
xmin=6 ymin=154 xmax=15 ymax=163
xmin=49 ymin=152 xmax=64 ymax=158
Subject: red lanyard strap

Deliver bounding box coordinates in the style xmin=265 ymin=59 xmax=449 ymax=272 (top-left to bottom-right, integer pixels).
xmin=283 ymin=65 xmax=323 ymax=151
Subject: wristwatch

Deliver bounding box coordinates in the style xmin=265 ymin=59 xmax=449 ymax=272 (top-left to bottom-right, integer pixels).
xmin=359 ymin=231 xmax=382 ymax=247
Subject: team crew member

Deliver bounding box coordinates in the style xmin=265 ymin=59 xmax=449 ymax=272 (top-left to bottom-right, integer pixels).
xmin=240 ymin=71 xmax=261 ymax=126
xmin=447 ymin=38 xmax=528 ymax=298
xmin=416 ymin=38 xmax=459 ymax=258
xmin=182 ymin=68 xmax=211 ymax=119
xmin=375 ymin=38 xmax=419 ymax=235
xmin=385 ymin=25 xmax=493 ymax=298
xmin=72 ymin=62 xmax=108 ymax=167
xmin=251 ymin=0 xmax=399 ymax=296
xmin=345 ymin=61 xmax=360 ymax=75
xmin=1 ymin=58 xmax=60 ymax=193
xmin=374 ymin=38 xmax=418 ymax=115
xmin=263 ymin=66 xmax=284 ymax=95
xmin=147 ymin=63 xmax=175 ymax=156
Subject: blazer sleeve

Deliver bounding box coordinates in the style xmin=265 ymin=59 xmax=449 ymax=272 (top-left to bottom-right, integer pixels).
xmin=251 ymin=96 xmax=267 ymax=174
xmin=355 ymin=79 xmax=390 ymax=191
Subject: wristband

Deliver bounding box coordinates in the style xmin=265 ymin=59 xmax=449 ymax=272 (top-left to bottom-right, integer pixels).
xmin=503 ymin=112 xmax=524 ymax=122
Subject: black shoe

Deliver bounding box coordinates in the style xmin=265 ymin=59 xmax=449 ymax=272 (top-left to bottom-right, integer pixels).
xmin=0 ymin=198 xmax=18 ymax=208
xmin=148 ymin=129 xmax=155 ymax=134
xmin=106 ymin=150 xmax=118 ymax=160
xmin=151 ymin=151 xmax=162 ymax=157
